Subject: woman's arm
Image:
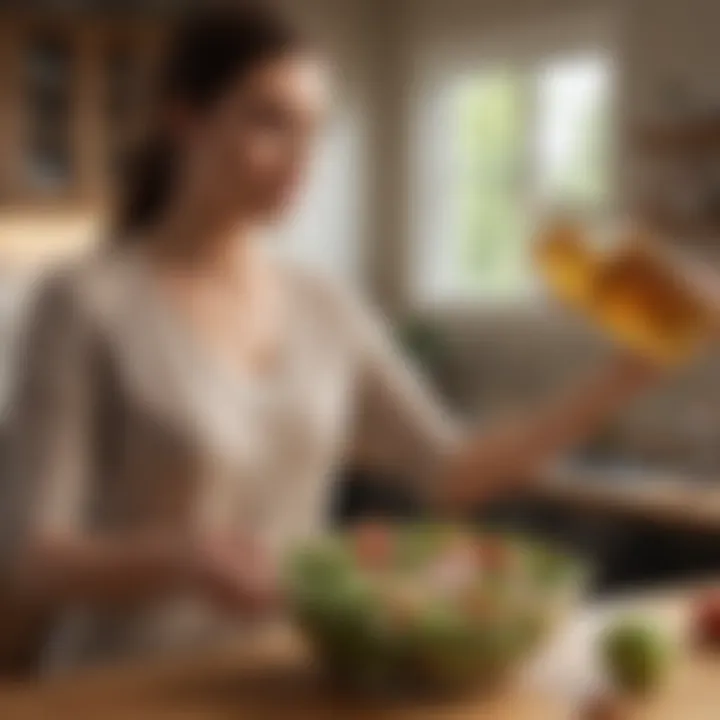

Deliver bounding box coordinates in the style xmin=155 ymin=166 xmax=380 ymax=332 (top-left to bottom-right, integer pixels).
xmin=15 ymin=531 xmax=277 ymax=614
xmin=434 ymin=353 xmax=656 ymax=510
xmin=16 ymin=532 xmax=190 ymax=607
xmin=343 ymin=287 xmax=658 ymax=511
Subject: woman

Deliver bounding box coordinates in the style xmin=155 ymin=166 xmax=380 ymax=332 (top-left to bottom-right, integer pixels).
xmin=0 ymin=5 xmax=657 ymax=673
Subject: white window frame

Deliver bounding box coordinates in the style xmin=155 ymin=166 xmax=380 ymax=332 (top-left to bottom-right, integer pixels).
xmin=409 ymin=12 xmax=619 ymax=314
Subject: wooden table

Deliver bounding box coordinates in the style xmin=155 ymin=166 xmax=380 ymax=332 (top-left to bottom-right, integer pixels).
xmin=0 ymin=586 xmax=718 ymax=719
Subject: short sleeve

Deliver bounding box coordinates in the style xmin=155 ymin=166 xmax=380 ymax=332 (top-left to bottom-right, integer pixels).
xmin=0 ymin=271 xmax=98 ymax=580
xmin=344 ymin=293 xmax=463 ymax=490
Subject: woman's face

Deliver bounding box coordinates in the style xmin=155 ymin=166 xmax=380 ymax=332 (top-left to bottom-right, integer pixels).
xmin=178 ymin=52 xmax=329 ymax=223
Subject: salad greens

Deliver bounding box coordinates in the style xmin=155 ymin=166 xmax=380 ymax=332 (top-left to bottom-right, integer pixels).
xmin=285 ymin=521 xmax=584 ymax=694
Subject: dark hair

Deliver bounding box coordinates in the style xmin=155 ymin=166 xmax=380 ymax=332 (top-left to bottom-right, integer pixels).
xmin=115 ymin=4 xmax=303 ymax=238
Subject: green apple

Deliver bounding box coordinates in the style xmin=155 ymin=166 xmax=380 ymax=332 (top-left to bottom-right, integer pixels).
xmin=601 ymin=617 xmax=672 ymax=694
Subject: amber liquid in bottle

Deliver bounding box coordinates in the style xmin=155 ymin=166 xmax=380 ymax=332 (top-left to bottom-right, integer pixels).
xmin=535 ymin=224 xmax=713 ymax=364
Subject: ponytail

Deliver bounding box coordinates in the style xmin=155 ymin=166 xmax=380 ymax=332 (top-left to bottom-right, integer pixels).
xmin=114 ymin=132 xmax=178 ymax=239
xmin=111 ymin=3 xmax=303 ymax=241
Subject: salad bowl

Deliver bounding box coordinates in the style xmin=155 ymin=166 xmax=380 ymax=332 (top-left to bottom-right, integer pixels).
xmin=285 ymin=521 xmax=586 ymax=696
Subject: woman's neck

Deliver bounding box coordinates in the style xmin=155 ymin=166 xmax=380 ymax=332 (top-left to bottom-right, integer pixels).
xmin=148 ymin=201 xmax=261 ymax=281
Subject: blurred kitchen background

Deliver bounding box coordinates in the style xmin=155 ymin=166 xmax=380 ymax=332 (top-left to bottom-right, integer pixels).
xmin=0 ymin=0 xmax=719 ymax=594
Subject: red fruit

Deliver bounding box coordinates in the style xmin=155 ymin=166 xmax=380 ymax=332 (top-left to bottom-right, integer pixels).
xmin=352 ymin=520 xmax=394 ymax=570
xmin=476 ymin=537 xmax=515 ymax=573
xmin=693 ymin=589 xmax=720 ymax=648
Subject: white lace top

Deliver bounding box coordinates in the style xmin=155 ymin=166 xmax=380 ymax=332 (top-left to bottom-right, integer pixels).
xmin=0 ymin=247 xmax=460 ymax=673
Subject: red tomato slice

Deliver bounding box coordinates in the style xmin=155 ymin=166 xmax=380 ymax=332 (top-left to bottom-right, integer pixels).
xmin=352 ymin=520 xmax=394 ymax=570
xmin=476 ymin=537 xmax=515 ymax=573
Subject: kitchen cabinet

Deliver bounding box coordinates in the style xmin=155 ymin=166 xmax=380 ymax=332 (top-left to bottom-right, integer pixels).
xmin=0 ymin=12 xmax=163 ymax=210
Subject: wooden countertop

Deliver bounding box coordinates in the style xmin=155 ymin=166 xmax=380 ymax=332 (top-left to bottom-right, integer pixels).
xmin=532 ymin=466 xmax=720 ymax=532
xmin=1 ymin=584 xmax=718 ymax=719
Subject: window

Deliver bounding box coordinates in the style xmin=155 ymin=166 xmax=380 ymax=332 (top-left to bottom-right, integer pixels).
xmin=416 ymin=53 xmax=613 ymax=303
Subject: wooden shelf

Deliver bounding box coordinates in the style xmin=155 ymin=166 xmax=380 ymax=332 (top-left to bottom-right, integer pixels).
xmin=634 ymin=116 xmax=720 ymax=155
